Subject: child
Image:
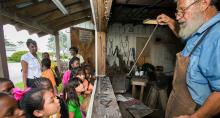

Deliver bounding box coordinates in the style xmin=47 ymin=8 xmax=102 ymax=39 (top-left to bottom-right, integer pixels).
xmin=0 ymin=78 xmax=14 ymax=95
xmin=0 ymin=92 xmax=24 ymax=118
xmin=32 ymin=77 xmax=54 ymax=92
xmin=62 ymin=57 xmax=80 ymax=86
xmin=32 ymin=77 xmax=68 ymax=118
xmin=20 ymin=88 xmax=60 ymax=118
xmin=84 ymin=65 xmax=96 ymax=85
xmin=41 ymin=58 xmax=58 ymax=94
xmin=75 ymin=68 xmax=93 ymax=96
xmin=63 ymin=78 xmax=85 ymax=118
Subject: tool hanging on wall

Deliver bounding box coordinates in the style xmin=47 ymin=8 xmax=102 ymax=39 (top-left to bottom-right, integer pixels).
xmin=131 ymin=48 xmax=136 ymax=62
xmin=128 ymin=24 xmax=159 ymax=75
xmin=126 ymin=36 xmax=131 ymax=65
xmin=108 ymin=38 xmax=114 ymax=56
xmin=120 ymin=35 xmax=128 ymax=57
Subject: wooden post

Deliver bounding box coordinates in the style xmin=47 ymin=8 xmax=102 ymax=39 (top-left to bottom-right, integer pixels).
xmin=96 ymin=31 xmax=106 ymax=76
xmin=0 ymin=21 xmax=9 ymax=78
xmin=55 ymin=32 xmax=61 ymax=72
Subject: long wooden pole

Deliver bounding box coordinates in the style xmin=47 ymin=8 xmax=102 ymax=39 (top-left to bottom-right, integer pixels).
xmin=0 ymin=20 xmax=9 ymax=78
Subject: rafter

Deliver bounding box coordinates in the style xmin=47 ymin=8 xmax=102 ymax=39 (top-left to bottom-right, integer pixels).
xmin=0 ymin=8 xmax=54 ymax=34
xmin=15 ymin=0 xmax=75 ymax=17
xmin=46 ymin=9 xmax=91 ymax=27
xmin=53 ymin=17 xmax=91 ymax=31
xmin=36 ymin=1 xmax=91 ymax=24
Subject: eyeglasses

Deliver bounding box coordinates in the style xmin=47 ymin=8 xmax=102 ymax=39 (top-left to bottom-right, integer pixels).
xmin=175 ymin=0 xmax=200 ymax=18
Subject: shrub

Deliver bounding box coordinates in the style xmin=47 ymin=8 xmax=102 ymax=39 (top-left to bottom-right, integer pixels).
xmin=10 ymin=51 xmax=28 ymax=62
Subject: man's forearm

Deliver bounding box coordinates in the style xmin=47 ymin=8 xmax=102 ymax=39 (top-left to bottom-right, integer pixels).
xmin=192 ymin=92 xmax=220 ymax=118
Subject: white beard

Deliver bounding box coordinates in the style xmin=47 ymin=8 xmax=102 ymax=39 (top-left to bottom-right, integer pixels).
xmin=178 ymin=11 xmax=205 ymax=40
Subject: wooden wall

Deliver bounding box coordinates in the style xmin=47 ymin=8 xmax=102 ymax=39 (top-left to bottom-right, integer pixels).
xmin=106 ymin=23 xmax=182 ymax=73
xmin=70 ymin=27 xmax=95 ymax=68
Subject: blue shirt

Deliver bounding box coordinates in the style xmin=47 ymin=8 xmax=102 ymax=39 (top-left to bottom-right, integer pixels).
xmin=181 ymin=12 xmax=220 ymax=105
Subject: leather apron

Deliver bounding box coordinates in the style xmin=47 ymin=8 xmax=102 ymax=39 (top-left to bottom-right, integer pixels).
xmin=165 ymin=25 xmax=213 ymax=118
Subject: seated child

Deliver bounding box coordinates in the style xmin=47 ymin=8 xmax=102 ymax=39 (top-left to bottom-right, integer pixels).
xmin=63 ymin=78 xmax=85 ymax=118
xmin=20 ymin=88 xmax=60 ymax=118
xmin=0 ymin=92 xmax=24 ymax=118
xmin=0 ymin=78 xmax=14 ymax=95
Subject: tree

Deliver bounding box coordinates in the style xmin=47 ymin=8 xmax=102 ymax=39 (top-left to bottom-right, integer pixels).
xmin=47 ymin=32 xmax=69 ymax=59
xmin=17 ymin=41 xmax=24 ymax=46
xmin=59 ymin=32 xmax=68 ymax=56
xmin=47 ymin=35 xmax=56 ymax=52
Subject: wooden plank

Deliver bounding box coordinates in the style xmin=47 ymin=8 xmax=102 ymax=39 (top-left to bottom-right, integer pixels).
xmin=91 ymin=0 xmax=113 ymax=31
xmin=46 ymin=9 xmax=91 ymax=27
xmin=0 ymin=8 xmax=55 ymax=34
xmin=34 ymin=1 xmax=90 ymax=23
xmin=91 ymin=77 xmax=122 ymax=118
xmin=53 ymin=17 xmax=91 ymax=31
xmin=37 ymin=31 xmax=48 ymax=37
xmin=70 ymin=27 xmax=95 ymax=68
xmin=4 ymin=0 xmax=36 ymax=8
xmin=97 ymin=32 xmax=106 ymax=75
xmin=15 ymin=0 xmax=75 ymax=17
xmin=55 ymin=33 xmax=61 ymax=72
xmin=0 ymin=21 xmax=9 ymax=78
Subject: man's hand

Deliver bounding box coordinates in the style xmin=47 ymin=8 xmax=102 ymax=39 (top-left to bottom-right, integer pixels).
xmin=156 ymin=14 xmax=173 ymax=25
xmin=156 ymin=13 xmax=179 ymax=37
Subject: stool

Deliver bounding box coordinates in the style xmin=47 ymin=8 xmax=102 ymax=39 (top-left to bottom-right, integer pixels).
xmin=131 ymin=78 xmax=147 ymax=102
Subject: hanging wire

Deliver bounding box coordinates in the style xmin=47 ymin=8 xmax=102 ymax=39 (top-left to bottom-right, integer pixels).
xmin=128 ymin=24 xmax=159 ymax=75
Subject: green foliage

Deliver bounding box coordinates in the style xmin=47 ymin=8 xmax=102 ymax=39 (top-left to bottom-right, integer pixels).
xmin=9 ymin=51 xmax=28 ymax=62
xmin=15 ymin=82 xmax=24 ymax=89
xmin=47 ymin=32 xmax=69 ymax=54
xmin=61 ymin=55 xmax=69 ymax=60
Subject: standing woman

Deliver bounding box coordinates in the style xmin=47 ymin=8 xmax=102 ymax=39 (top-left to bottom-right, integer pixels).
xmin=21 ymin=39 xmax=41 ymax=88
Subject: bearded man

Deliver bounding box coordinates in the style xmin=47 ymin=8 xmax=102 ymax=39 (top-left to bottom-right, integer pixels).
xmin=157 ymin=0 xmax=220 ymax=118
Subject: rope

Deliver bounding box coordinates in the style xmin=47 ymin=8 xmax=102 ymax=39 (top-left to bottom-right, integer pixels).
xmin=128 ymin=24 xmax=159 ymax=75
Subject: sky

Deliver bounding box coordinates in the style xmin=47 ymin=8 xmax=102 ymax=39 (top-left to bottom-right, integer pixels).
xmin=3 ymin=21 xmax=94 ymax=54
xmin=3 ymin=24 xmax=51 ymax=52
xmin=3 ymin=24 xmax=71 ymax=52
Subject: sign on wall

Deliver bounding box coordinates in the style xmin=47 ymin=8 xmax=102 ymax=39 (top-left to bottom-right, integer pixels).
xmin=79 ymin=29 xmax=93 ymax=42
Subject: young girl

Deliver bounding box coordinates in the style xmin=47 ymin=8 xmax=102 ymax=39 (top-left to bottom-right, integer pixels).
xmin=63 ymin=78 xmax=85 ymax=118
xmin=83 ymin=65 xmax=96 ymax=85
xmin=20 ymin=88 xmax=60 ymax=118
xmin=75 ymin=68 xmax=93 ymax=96
xmin=41 ymin=58 xmax=58 ymax=94
xmin=0 ymin=78 xmax=14 ymax=95
xmin=62 ymin=57 xmax=80 ymax=86
xmin=32 ymin=77 xmax=68 ymax=118
xmin=0 ymin=92 xmax=24 ymax=118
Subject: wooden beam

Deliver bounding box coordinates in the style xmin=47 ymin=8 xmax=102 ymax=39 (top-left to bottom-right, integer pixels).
xmin=37 ymin=31 xmax=48 ymax=37
xmin=46 ymin=9 xmax=91 ymax=27
xmin=37 ymin=1 xmax=91 ymax=24
xmin=97 ymin=31 xmax=106 ymax=75
xmin=91 ymin=0 xmax=113 ymax=31
xmin=0 ymin=8 xmax=55 ymax=34
xmin=55 ymin=32 xmax=61 ymax=72
xmin=4 ymin=0 xmax=34 ymax=8
xmin=0 ymin=19 xmax=9 ymax=78
xmin=15 ymin=0 xmax=75 ymax=17
xmin=53 ymin=17 xmax=91 ymax=31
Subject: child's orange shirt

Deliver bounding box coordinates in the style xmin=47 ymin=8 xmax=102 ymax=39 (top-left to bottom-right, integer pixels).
xmin=41 ymin=69 xmax=56 ymax=87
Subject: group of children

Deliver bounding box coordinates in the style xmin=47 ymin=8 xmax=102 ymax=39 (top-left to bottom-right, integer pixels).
xmin=0 ymin=55 xmax=95 ymax=118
